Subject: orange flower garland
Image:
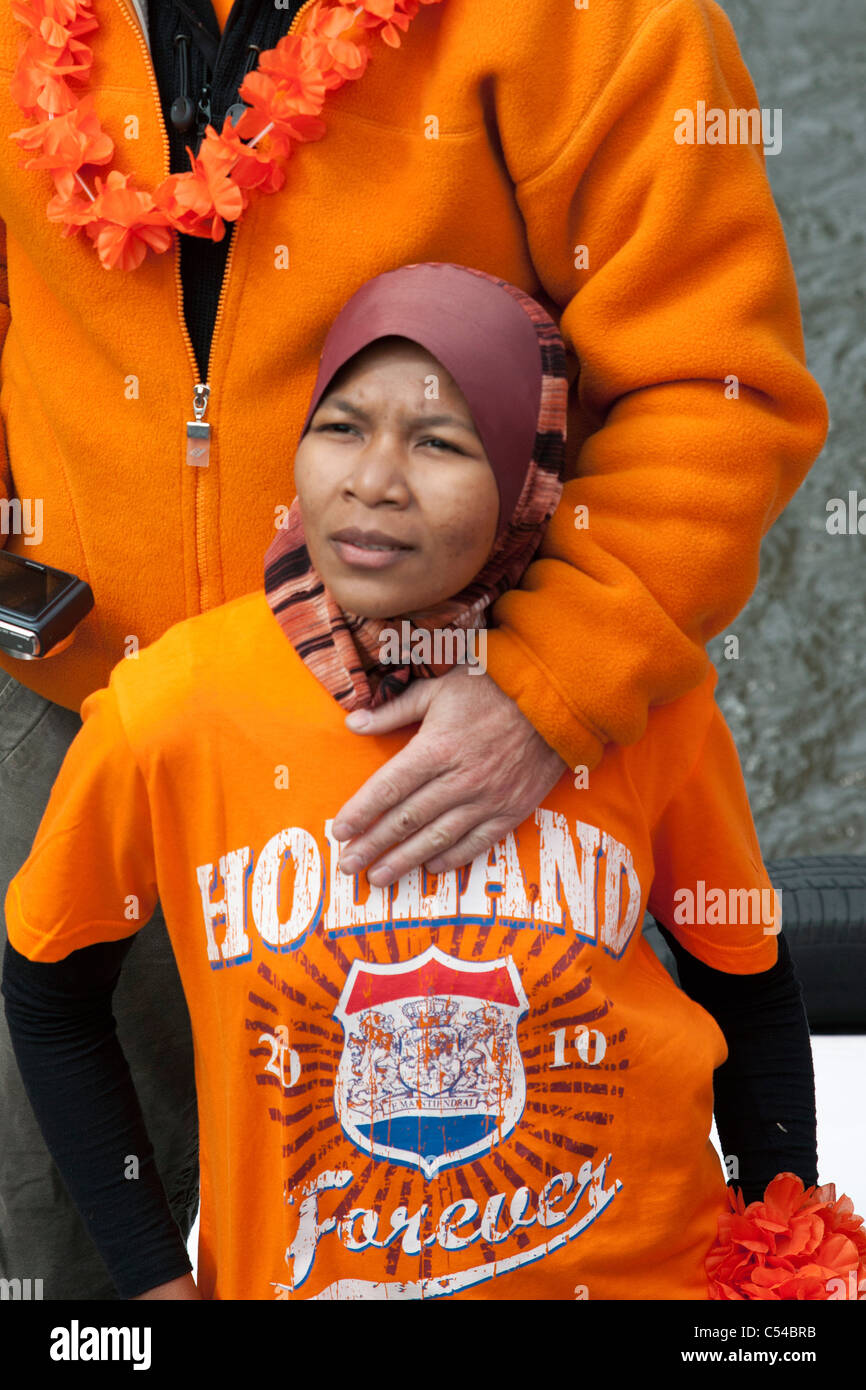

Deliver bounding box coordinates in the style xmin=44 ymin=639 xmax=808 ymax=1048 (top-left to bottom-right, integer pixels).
xmin=706 ymin=1172 xmax=866 ymax=1300
xmin=8 ymin=0 xmax=444 ymax=270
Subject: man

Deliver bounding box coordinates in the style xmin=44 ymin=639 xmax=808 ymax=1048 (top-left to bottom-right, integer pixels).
xmin=0 ymin=0 xmax=827 ymax=1297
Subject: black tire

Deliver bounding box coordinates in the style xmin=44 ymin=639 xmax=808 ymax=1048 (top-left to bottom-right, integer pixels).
xmin=642 ymin=855 xmax=866 ymax=1033
xmin=766 ymin=856 xmax=866 ymax=1033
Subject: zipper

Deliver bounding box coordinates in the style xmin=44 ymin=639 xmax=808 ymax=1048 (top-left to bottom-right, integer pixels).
xmin=113 ymin=0 xmax=317 ymax=614
xmin=194 ymin=78 xmax=213 ymax=145
xmin=197 ymin=2 xmax=316 ymax=597
xmin=205 ymin=0 xmax=317 ymax=362
xmin=112 ymin=0 xmax=217 ymax=612
xmin=288 ymin=0 xmax=318 ymax=36
xmin=191 ymin=0 xmax=317 ymax=608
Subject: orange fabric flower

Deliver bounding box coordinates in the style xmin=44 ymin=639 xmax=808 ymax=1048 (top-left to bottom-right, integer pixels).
xmin=9 ymin=26 xmax=93 ymax=117
xmin=234 ymin=70 xmax=327 ymax=156
xmin=202 ymin=120 xmax=288 ymax=197
xmin=351 ymin=0 xmax=441 ymax=49
xmin=706 ymin=1173 xmax=866 ymax=1300
xmin=55 ymin=169 xmax=174 ymax=270
xmin=298 ymin=4 xmax=370 ymax=86
xmin=11 ymin=0 xmax=98 ymax=39
xmin=155 ymin=142 xmax=247 ymax=242
xmin=12 ymin=93 xmax=113 ymax=199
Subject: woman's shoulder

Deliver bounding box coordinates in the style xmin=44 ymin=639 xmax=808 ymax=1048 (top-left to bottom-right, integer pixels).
xmin=106 ymin=591 xmax=297 ymax=750
xmin=616 ymin=664 xmax=720 ymax=821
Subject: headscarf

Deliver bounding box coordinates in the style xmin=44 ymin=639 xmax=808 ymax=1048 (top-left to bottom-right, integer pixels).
xmin=264 ymin=261 xmax=568 ymax=711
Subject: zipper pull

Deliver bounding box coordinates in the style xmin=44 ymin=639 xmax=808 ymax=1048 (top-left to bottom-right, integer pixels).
xmin=196 ymin=80 xmax=212 ymax=144
xmin=186 ymin=382 xmax=211 ymax=467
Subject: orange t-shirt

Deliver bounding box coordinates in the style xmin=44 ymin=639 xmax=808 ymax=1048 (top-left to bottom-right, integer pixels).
xmin=5 ymin=592 xmax=779 ymax=1302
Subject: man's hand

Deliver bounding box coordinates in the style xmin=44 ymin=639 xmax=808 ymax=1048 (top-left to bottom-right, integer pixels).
xmin=331 ymin=666 xmax=568 ymax=886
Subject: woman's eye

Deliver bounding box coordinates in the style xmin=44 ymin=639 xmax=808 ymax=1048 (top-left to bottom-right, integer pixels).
xmin=318 ymin=422 xmax=357 ymax=435
xmin=420 ymin=437 xmax=460 ymax=453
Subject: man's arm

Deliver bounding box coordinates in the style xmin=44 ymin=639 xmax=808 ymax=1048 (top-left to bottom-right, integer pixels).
xmin=484 ymin=0 xmax=828 ymax=770
xmin=330 ymin=0 xmax=828 ymax=879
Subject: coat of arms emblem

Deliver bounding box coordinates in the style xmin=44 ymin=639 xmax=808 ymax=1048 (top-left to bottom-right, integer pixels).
xmin=334 ymin=944 xmax=529 ymax=1178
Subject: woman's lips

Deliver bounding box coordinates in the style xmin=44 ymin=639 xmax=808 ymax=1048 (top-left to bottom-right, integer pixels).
xmin=330 ymin=536 xmax=414 ymax=570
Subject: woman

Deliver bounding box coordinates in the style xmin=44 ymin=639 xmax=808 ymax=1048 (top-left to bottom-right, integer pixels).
xmin=1 ymin=263 xmax=842 ymax=1301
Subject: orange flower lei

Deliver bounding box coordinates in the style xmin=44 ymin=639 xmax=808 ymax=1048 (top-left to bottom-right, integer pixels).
xmin=8 ymin=0 xmax=443 ymax=271
xmin=706 ymin=1172 xmax=866 ymax=1301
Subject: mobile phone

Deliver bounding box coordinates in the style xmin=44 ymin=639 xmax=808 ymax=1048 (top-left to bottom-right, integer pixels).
xmin=0 ymin=551 xmax=94 ymax=659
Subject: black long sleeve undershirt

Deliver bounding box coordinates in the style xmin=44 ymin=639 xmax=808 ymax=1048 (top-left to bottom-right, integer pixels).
xmin=655 ymin=922 xmax=818 ymax=1204
xmin=2 ymin=925 xmax=819 ymax=1299
xmin=1 ymin=936 xmax=193 ymax=1300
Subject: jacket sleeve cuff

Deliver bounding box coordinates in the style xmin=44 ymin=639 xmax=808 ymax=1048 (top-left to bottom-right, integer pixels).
xmin=483 ymin=626 xmax=606 ymax=772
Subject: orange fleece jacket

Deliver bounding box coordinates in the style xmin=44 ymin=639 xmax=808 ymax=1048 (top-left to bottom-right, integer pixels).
xmin=0 ymin=0 xmax=827 ymax=769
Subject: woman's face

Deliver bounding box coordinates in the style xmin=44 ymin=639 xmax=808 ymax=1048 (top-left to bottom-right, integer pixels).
xmin=293 ymin=336 xmax=500 ymax=618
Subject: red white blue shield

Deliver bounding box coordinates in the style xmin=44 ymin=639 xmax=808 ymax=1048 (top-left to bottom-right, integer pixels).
xmin=334 ymin=944 xmax=529 ymax=1179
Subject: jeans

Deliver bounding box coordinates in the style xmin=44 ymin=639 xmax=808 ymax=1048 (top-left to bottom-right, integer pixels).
xmin=0 ymin=671 xmax=199 ymax=1300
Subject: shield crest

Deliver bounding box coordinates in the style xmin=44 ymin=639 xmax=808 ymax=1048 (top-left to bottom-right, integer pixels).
xmin=334 ymin=944 xmax=529 ymax=1179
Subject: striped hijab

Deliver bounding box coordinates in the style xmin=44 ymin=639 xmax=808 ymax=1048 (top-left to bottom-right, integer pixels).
xmin=264 ymin=263 xmax=568 ymax=711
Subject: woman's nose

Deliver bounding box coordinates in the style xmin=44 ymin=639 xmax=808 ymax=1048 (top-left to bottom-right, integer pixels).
xmin=343 ymin=436 xmax=410 ymax=507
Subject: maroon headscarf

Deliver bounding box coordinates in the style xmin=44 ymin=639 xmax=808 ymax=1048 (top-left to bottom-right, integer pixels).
xmin=264 ymin=261 xmax=568 ymax=711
